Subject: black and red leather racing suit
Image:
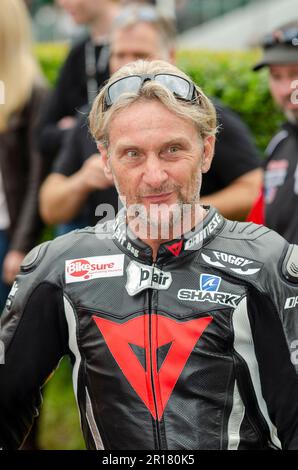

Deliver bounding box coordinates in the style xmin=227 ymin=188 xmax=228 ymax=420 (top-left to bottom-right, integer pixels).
xmin=1 ymin=207 xmax=298 ymax=450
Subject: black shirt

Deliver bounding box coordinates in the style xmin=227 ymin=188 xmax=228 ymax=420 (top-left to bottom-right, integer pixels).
xmin=264 ymin=121 xmax=298 ymax=243
xmin=52 ymin=107 xmax=119 ymax=226
xmin=201 ymin=100 xmax=261 ymax=196
xmin=38 ymin=37 xmax=110 ymax=161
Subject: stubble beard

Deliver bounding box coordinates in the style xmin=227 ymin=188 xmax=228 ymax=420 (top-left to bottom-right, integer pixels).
xmin=114 ymin=172 xmax=203 ymax=241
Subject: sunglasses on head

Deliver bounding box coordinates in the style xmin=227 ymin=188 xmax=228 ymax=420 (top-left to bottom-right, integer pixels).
xmin=113 ymin=5 xmax=162 ymax=26
xmin=263 ymin=27 xmax=298 ymax=48
xmin=104 ymin=73 xmax=198 ymax=110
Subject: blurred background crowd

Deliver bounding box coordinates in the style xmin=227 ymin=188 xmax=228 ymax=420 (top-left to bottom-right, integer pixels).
xmin=1 ymin=0 xmax=298 ymax=450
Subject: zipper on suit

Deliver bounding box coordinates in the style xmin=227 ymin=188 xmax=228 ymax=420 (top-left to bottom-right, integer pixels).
xmin=148 ymin=262 xmax=162 ymax=449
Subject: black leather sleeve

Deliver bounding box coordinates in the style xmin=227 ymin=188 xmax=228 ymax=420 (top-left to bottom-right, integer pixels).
xmin=0 ymin=251 xmax=69 ymax=448
xmin=247 ymin=287 xmax=298 ymax=450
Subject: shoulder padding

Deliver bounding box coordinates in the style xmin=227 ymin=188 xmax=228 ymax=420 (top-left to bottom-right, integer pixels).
xmin=220 ymin=220 xmax=271 ymax=241
xmin=202 ymin=220 xmax=289 ymax=289
xmin=282 ymin=245 xmax=298 ymax=284
xmin=20 ymin=241 xmax=51 ymax=273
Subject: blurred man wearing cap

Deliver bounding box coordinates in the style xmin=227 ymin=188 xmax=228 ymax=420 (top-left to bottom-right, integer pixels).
xmin=251 ymin=22 xmax=298 ymax=243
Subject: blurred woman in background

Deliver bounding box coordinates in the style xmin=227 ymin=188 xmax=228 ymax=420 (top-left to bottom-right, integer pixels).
xmin=0 ymin=0 xmax=48 ymax=309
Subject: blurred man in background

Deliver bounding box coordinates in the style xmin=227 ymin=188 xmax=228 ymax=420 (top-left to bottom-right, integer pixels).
xmin=39 ymin=4 xmax=176 ymax=231
xmin=250 ymin=22 xmax=298 ymax=242
xmin=37 ymin=0 xmax=121 ymax=163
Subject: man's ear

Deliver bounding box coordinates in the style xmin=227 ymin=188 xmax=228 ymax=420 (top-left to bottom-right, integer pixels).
xmin=97 ymin=143 xmax=114 ymax=181
xmin=201 ymin=135 xmax=215 ymax=174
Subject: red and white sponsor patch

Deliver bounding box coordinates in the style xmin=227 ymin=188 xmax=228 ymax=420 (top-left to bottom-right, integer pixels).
xmin=65 ymin=254 xmax=124 ymax=284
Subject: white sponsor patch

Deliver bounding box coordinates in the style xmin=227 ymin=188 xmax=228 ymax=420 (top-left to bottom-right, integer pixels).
xmin=201 ymin=251 xmax=261 ymax=276
xmin=284 ymin=296 xmax=298 ymax=310
xmin=126 ymin=261 xmax=172 ymax=296
xmin=5 ymin=281 xmax=19 ymax=311
xmin=65 ymin=255 xmax=124 ymax=284
xmin=177 ymin=289 xmax=241 ymax=308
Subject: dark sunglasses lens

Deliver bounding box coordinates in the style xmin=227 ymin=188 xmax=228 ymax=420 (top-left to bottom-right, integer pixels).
xmin=155 ymin=74 xmax=191 ymax=99
xmin=108 ymin=76 xmax=143 ymax=104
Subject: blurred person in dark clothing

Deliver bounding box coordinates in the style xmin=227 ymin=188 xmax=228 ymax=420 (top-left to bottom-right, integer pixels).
xmin=248 ymin=22 xmax=298 ymax=243
xmin=37 ymin=0 xmax=121 ymax=162
xmin=40 ymin=3 xmax=262 ymax=231
xmin=39 ymin=4 xmax=176 ymax=230
xmin=0 ymin=0 xmax=48 ymax=309
xmin=40 ymin=5 xmax=175 ymax=234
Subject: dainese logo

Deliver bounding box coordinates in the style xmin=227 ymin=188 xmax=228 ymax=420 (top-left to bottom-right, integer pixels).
xmin=67 ymin=259 xmax=114 ymax=279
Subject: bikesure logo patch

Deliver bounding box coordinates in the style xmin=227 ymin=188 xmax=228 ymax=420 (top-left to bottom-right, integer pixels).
xmin=65 ymin=255 xmax=124 ymax=284
xmin=126 ymin=261 xmax=172 ymax=296
xmin=177 ymin=273 xmax=241 ymax=308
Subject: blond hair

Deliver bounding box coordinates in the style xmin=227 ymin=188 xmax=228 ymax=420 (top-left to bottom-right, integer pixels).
xmin=89 ymin=60 xmax=217 ymax=147
xmin=0 ymin=0 xmax=42 ymax=132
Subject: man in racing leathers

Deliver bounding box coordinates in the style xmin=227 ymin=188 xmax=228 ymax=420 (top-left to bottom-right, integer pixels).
xmin=1 ymin=60 xmax=298 ymax=450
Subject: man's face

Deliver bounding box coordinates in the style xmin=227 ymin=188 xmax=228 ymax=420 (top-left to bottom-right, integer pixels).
xmin=56 ymin=0 xmax=107 ymax=25
xmin=100 ymin=100 xmax=214 ymax=233
xmin=269 ymin=64 xmax=298 ymax=123
xmin=109 ymin=23 xmax=172 ymax=74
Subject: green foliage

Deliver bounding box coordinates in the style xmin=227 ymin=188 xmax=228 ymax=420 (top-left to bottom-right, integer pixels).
xmin=177 ymin=49 xmax=283 ymax=152
xmin=35 ymin=44 xmax=283 ymax=152
xmin=35 ymin=43 xmax=69 ymax=86
xmin=39 ymin=358 xmax=85 ymax=450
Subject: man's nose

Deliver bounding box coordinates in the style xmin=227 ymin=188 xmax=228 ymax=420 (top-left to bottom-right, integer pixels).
xmin=142 ymin=154 xmax=168 ymax=188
